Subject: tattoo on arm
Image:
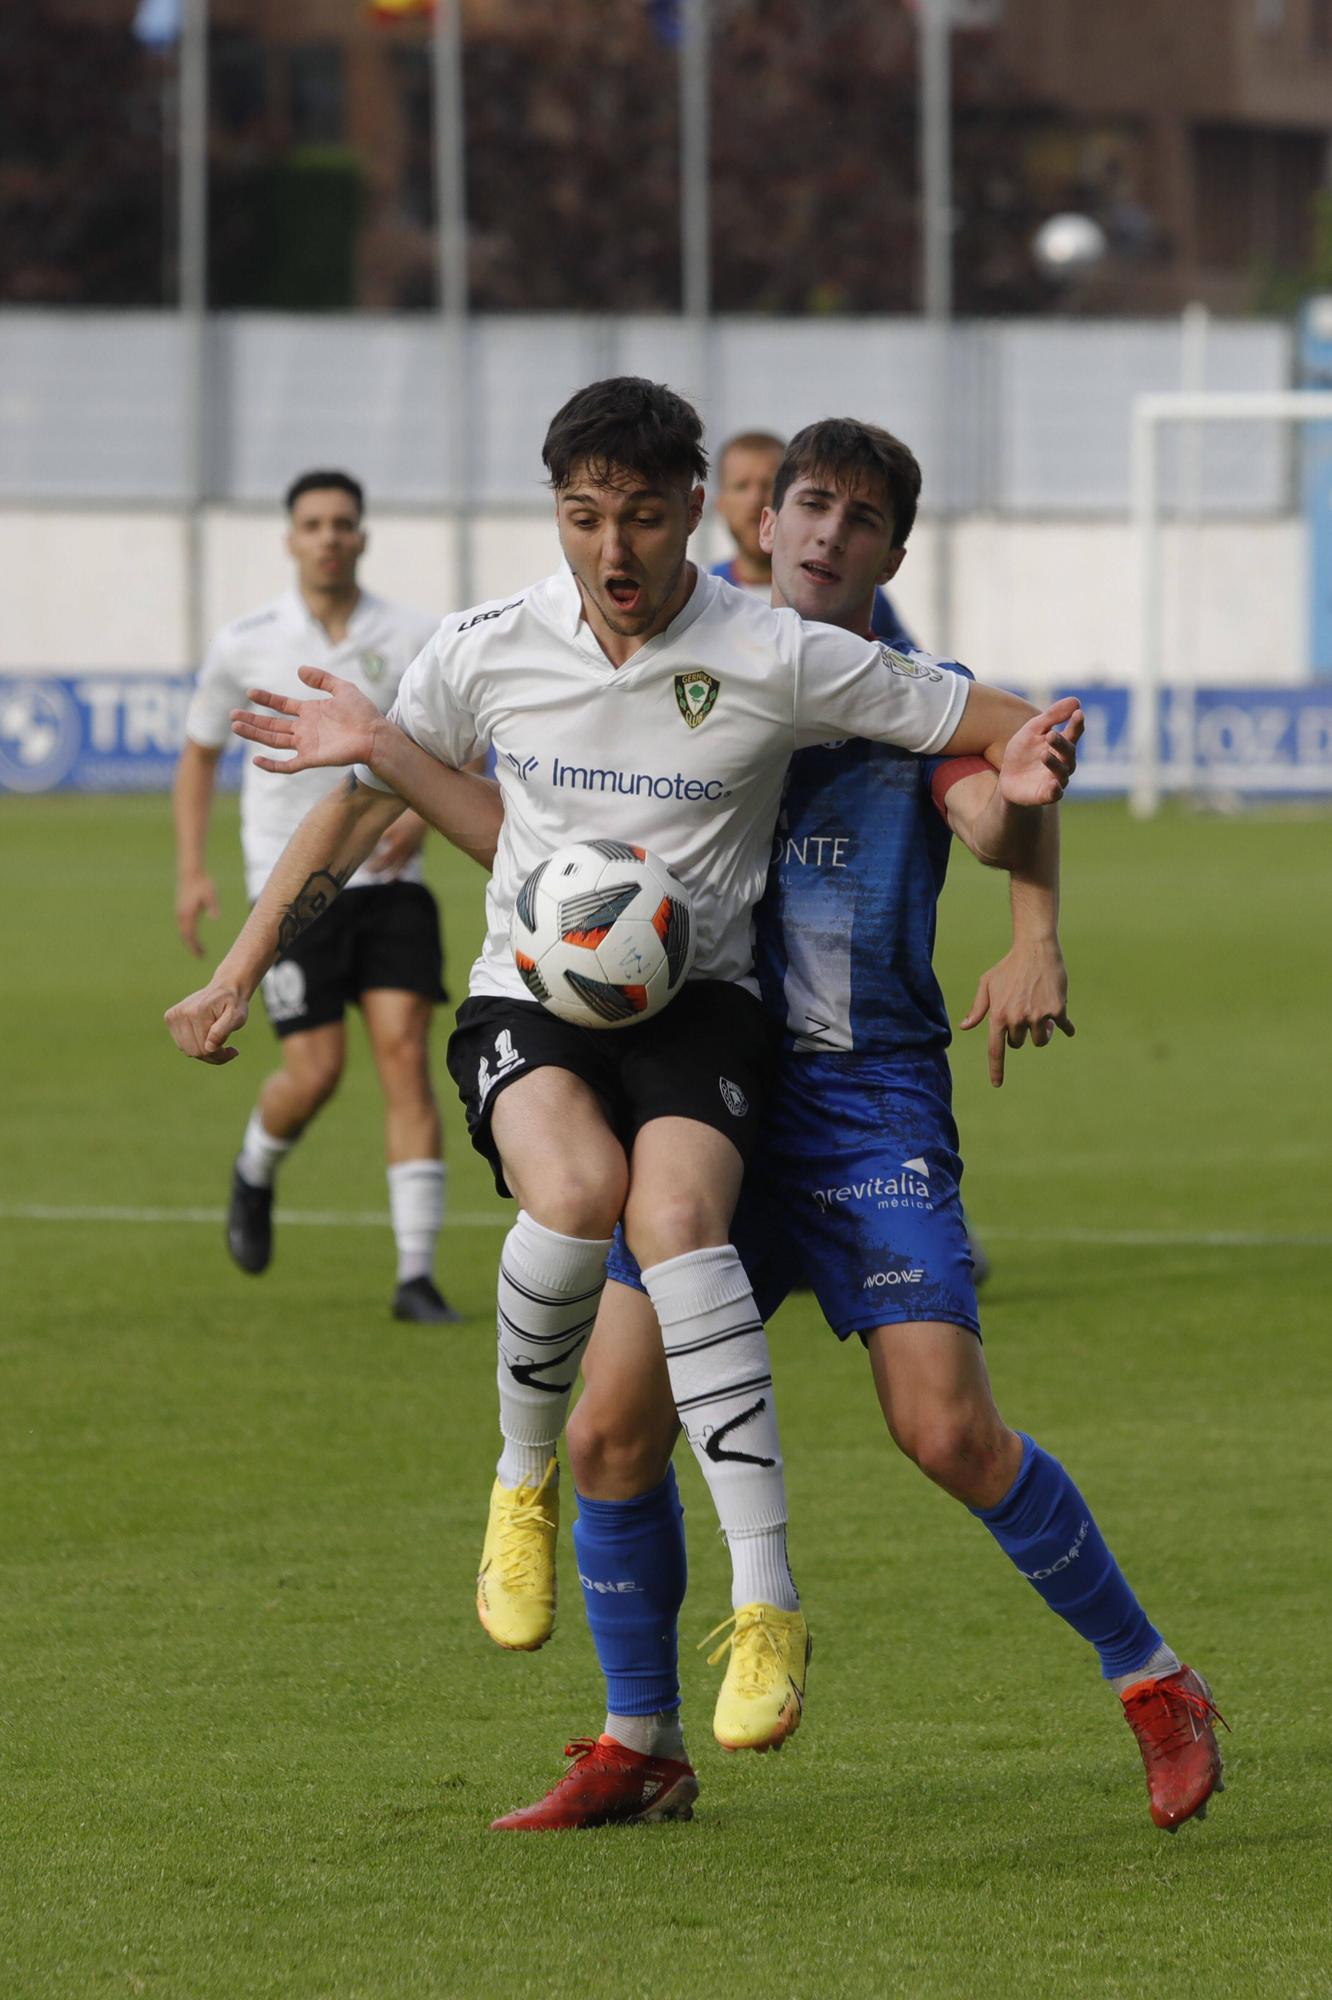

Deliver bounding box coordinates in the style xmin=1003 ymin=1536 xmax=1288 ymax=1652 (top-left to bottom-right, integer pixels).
xmin=277 ymin=866 xmax=351 ymax=955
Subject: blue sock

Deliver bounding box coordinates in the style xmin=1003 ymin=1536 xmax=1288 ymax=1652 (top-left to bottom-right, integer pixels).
xmin=973 ymin=1434 xmax=1163 ymax=1679
xmin=572 ymin=1467 xmax=687 ymax=1717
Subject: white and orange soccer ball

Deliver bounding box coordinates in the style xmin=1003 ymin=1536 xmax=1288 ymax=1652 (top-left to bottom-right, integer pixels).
xmin=510 ymin=840 xmax=694 ymax=1029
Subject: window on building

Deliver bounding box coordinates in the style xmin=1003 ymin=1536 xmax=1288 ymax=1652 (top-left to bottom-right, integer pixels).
xmin=211 ymin=29 xmax=267 ymax=135
xmin=288 ymin=44 xmax=345 ymax=147
xmin=1195 ymin=123 xmax=1323 ymax=270
xmin=393 ymin=44 xmax=435 ymax=228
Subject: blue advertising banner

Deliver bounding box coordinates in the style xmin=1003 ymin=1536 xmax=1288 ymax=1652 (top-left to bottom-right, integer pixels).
xmin=1005 ymin=685 xmax=1332 ymax=796
xmin=0 ymin=676 xmax=241 ymax=795
xmin=1 ymin=674 xmax=1329 ymax=798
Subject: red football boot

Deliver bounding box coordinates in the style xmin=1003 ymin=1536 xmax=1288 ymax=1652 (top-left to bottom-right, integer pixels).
xmin=1121 ymin=1665 xmax=1228 ymax=1831
xmin=490 ymin=1735 xmax=699 ymax=1832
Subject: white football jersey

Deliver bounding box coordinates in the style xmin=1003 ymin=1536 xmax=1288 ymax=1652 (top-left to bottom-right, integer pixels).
xmin=186 ymin=588 xmax=438 ymax=900
xmin=358 ymin=565 xmax=969 ymax=1003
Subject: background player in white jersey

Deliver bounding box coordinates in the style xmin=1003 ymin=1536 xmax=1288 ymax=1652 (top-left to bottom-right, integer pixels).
xmin=488 ymin=420 xmax=1223 ymax=1834
xmin=164 ymin=378 xmax=1070 ymax=1757
xmin=172 ymin=470 xmax=458 ymax=1324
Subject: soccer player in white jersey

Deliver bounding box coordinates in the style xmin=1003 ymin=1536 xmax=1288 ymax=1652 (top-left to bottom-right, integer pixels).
xmin=164 ymin=378 xmax=1071 ymax=1751
xmin=172 ymin=471 xmax=458 ymax=1323
xmin=487 ymin=420 xmax=1223 ymax=1834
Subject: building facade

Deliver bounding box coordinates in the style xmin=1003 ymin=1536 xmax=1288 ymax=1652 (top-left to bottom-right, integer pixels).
xmin=3 ymin=0 xmax=1329 ymax=314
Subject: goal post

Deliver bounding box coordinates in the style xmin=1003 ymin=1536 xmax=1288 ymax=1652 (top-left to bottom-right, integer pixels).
xmin=1129 ymin=389 xmax=1332 ymax=817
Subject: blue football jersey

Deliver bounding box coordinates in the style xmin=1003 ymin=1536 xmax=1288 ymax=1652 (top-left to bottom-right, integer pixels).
xmin=754 ymin=659 xmax=974 ymax=1056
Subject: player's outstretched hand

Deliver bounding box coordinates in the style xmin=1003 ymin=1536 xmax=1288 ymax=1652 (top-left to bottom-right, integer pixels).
xmin=164 ymin=981 xmax=249 ymax=1066
xmin=231 ymin=665 xmax=379 ymax=774
xmin=960 ymin=938 xmax=1074 ymax=1087
xmin=998 ymin=696 xmax=1084 ymax=807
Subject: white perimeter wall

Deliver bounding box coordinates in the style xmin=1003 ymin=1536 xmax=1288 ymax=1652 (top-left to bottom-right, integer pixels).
xmin=0 ymin=506 xmax=1307 ymax=689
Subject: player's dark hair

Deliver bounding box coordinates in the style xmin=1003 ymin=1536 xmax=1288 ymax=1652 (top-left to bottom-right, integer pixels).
xmin=284 ymin=470 xmax=365 ymax=519
xmin=542 ymin=377 xmax=708 ymax=492
xmin=772 ymin=420 xmax=921 ymax=547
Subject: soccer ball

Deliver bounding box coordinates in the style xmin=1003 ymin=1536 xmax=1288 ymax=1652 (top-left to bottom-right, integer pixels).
xmin=510 ymin=840 xmax=694 ymax=1029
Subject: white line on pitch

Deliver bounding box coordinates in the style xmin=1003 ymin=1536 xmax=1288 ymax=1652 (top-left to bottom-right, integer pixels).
xmin=0 ymin=1203 xmax=508 ymax=1229
xmin=0 ymin=1205 xmax=1327 ymax=1249
xmin=979 ymin=1225 xmax=1332 ymax=1248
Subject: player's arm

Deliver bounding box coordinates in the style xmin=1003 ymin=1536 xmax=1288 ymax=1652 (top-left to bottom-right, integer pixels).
xmin=171 ymin=737 xmax=224 ymax=956
xmin=937 ymin=749 xmax=1076 ymax=1088
xmin=940 ymin=696 xmax=1084 ymax=865
xmin=795 ymin=629 xmax=1080 ymax=802
xmin=164 ymin=774 xmax=403 ymax=1066
xmin=956 ymin=827 xmax=1072 ymax=1088
xmin=230 ymin=663 xmax=503 ymax=870
xmin=358 ymin=723 xmax=502 ymax=870
xmin=939 ymin=685 xmax=1083 ymax=803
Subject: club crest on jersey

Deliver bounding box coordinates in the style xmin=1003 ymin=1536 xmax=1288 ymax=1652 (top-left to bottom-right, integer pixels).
xmin=360 ymin=650 xmax=387 ymax=684
xmin=675 ymin=671 xmax=720 ymax=728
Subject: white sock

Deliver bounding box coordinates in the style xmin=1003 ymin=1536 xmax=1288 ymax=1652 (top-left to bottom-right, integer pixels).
xmin=641 ymin=1245 xmax=799 ymax=1613
xmin=495 ymin=1210 xmax=611 ymax=1490
xmin=1111 ymin=1641 xmax=1182 ymax=1697
xmin=237 ymin=1109 xmax=293 ymax=1189
xmin=728 ymin=1526 xmax=799 ymax=1610
xmin=387 ymin=1158 xmax=446 ymax=1284
xmin=605 ymin=1710 xmax=686 ymax=1761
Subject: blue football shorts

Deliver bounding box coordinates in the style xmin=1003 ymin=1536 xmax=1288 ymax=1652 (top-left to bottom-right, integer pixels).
xmin=607 ymin=1049 xmax=981 ymax=1342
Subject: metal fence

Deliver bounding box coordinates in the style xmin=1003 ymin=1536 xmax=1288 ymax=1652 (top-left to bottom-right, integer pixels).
xmin=0 ymin=309 xmax=1293 ymax=514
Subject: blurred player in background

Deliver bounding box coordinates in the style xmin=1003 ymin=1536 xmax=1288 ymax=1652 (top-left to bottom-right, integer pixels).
xmin=711 ymin=426 xmax=916 ymax=646
xmin=171 ymin=470 xmax=458 ymax=1325
xmin=709 ymin=430 xmax=785 ymax=595
xmin=491 ymin=419 xmax=1224 ymax=1836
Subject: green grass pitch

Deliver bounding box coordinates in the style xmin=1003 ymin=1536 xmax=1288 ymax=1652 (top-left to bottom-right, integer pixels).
xmin=2 ymin=793 xmax=1329 ymax=1999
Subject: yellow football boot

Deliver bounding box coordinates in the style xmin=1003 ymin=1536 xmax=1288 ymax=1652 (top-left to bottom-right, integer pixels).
xmin=476 ymin=1458 xmax=559 ymax=1651
xmin=703 ymin=1602 xmax=811 ymax=1752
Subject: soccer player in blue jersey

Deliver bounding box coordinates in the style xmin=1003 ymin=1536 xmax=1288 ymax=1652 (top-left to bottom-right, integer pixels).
xmin=713 ymin=424 xmax=993 ymax=1280
xmin=711 ymin=427 xmax=914 ymax=644
xmin=491 ymin=418 xmax=1225 ymax=1835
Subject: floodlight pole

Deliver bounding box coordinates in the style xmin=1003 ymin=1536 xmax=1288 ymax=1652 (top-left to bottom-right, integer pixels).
xmin=433 ymin=0 xmax=474 ymax=609
xmin=920 ymin=0 xmax=952 ymax=324
xmin=919 ymin=0 xmax=953 ymax=654
xmin=680 ymin=0 xmax=715 ymax=560
xmin=179 ymin=0 xmax=208 ymax=669
xmin=681 ymin=0 xmax=711 ymax=327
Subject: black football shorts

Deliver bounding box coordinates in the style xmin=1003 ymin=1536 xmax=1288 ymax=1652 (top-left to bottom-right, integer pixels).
xmin=446 ymin=980 xmax=776 ymax=1196
xmin=259 ymin=882 xmax=446 ymax=1039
